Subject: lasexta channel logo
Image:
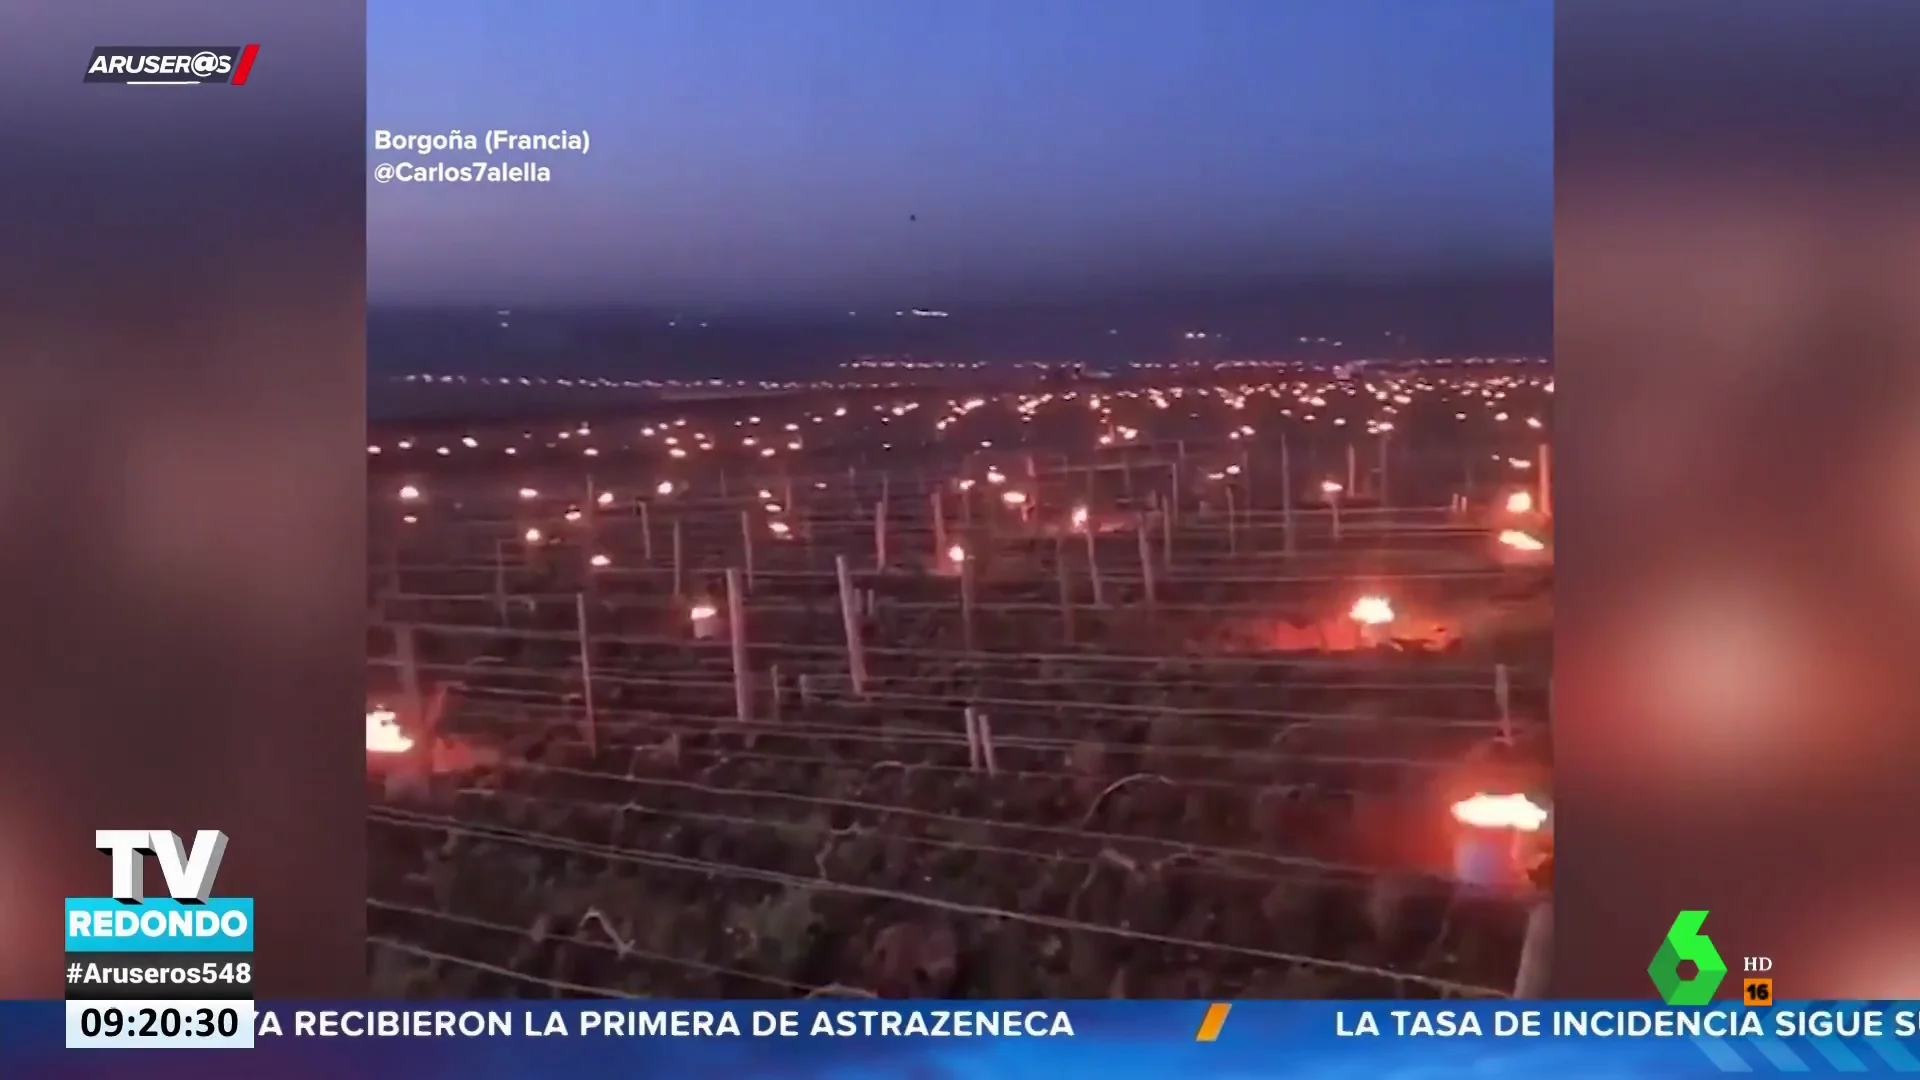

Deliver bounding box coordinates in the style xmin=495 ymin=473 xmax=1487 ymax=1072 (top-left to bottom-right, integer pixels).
xmin=1649 ymin=909 xmax=1729 ymax=1005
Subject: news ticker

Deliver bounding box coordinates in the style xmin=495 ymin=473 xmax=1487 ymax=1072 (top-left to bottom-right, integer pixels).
xmin=66 ymin=953 xmax=252 ymax=1001
xmin=35 ymin=1001 xmax=1920 ymax=1072
xmin=64 ymin=897 xmax=253 ymax=952
xmin=65 ymin=1000 xmax=254 ymax=1050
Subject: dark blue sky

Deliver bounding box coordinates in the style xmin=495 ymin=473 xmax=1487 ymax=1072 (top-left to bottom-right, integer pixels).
xmin=368 ymin=0 xmax=1551 ymax=309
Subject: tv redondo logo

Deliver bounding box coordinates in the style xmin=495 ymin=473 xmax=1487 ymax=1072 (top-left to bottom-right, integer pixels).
xmin=85 ymin=45 xmax=259 ymax=85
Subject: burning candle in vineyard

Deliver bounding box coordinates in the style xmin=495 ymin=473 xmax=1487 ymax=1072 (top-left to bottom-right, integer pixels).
xmin=1070 ymin=505 xmax=1089 ymax=531
xmin=365 ymin=707 xmax=413 ymax=754
xmin=564 ymin=508 xmax=583 ymax=523
xmin=524 ymin=527 xmax=543 ymax=543
xmin=943 ymin=543 xmax=969 ymax=574
xmin=398 ymin=484 xmax=421 ymax=501
xmin=1349 ymin=594 xmax=1396 ymax=646
xmin=1498 ymin=529 xmax=1545 ymax=552
xmin=768 ymin=520 xmax=792 ymax=539
xmin=588 ymin=553 xmax=611 ymax=568
xmin=518 ymin=487 xmax=539 ymax=500
xmin=1449 ymin=792 xmax=1551 ymax=891
xmin=596 ymin=490 xmax=614 ymax=506
xmin=1505 ymin=490 xmax=1534 ymax=514
xmin=689 ymin=601 xmax=721 ymax=639
xmin=1349 ymin=595 xmax=1395 ymax=625
xmin=655 ymin=480 xmax=675 ymax=496
xmin=1450 ymin=792 xmax=1548 ymax=831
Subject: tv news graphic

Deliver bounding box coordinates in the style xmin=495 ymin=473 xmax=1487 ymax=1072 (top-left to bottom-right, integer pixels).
xmin=67 ymin=830 xmax=254 ymax=1049
xmin=1647 ymin=909 xmax=1727 ymax=1005
xmin=66 ymin=956 xmax=252 ymax=1000
xmin=13 ymin=1001 xmax=1920 ymax=1072
xmin=83 ymin=45 xmax=260 ymax=85
xmin=65 ymin=1001 xmax=255 ymax=1050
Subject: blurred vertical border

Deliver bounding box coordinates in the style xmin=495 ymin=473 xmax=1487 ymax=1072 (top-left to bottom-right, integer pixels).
xmin=1556 ymin=0 xmax=1920 ymax=997
xmin=0 ymin=2 xmax=365 ymax=993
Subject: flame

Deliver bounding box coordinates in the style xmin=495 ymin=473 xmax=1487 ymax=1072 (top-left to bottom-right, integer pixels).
xmin=1499 ymin=529 xmax=1545 ymax=552
xmin=690 ymin=603 xmax=718 ymax=621
xmin=1450 ymin=793 xmax=1549 ymax=832
xmin=589 ymin=553 xmax=611 ymax=567
xmin=1349 ymin=595 xmax=1395 ymax=625
xmin=518 ymin=487 xmax=539 ymax=500
xmin=947 ymin=543 xmax=968 ymax=564
xmin=365 ymin=708 xmax=413 ymax=754
xmin=398 ymin=485 xmax=421 ymax=501
xmin=1001 ymin=490 xmax=1028 ymax=507
xmin=524 ymin=527 xmax=542 ymax=543
xmin=1070 ymin=505 xmax=1089 ymax=529
xmin=1506 ymin=490 xmax=1534 ymax=514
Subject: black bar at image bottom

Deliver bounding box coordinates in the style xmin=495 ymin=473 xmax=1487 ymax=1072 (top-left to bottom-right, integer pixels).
xmin=65 ymin=953 xmax=254 ymax=1001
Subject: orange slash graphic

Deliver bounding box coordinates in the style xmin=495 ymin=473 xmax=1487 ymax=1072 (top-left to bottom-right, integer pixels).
xmin=1195 ymin=1003 xmax=1232 ymax=1042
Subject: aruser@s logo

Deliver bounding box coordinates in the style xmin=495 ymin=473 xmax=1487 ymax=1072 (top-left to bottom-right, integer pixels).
xmin=1648 ymin=909 xmax=1729 ymax=1005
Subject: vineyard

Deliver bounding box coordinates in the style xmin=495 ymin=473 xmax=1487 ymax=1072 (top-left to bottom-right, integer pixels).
xmin=365 ymin=369 xmax=1554 ymax=1000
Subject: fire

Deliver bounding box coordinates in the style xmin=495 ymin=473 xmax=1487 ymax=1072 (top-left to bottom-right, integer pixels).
xmin=365 ymin=708 xmax=413 ymax=754
xmin=1498 ymin=529 xmax=1545 ymax=552
xmin=1505 ymin=490 xmax=1534 ymax=514
xmin=1000 ymin=490 xmax=1028 ymax=507
xmin=689 ymin=603 xmax=718 ymax=621
xmin=1070 ymin=505 xmax=1089 ymax=530
xmin=1349 ymin=596 xmax=1395 ymax=625
xmin=946 ymin=543 xmax=968 ymax=564
xmin=1450 ymin=793 xmax=1549 ymax=832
